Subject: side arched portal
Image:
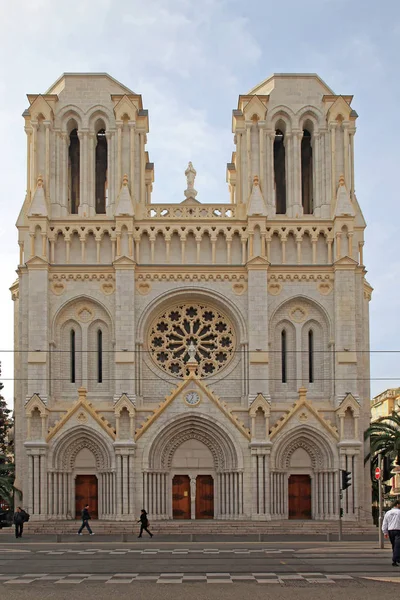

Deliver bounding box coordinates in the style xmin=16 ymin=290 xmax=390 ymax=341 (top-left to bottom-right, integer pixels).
xmin=50 ymin=427 xmax=115 ymax=520
xmin=271 ymin=426 xmax=338 ymax=521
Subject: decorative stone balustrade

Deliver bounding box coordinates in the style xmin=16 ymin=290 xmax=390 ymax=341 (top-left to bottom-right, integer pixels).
xmin=146 ymin=204 xmax=236 ymax=219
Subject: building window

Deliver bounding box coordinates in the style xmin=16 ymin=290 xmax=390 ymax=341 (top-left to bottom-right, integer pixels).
xmin=68 ymin=129 xmax=80 ymax=214
xmin=308 ymin=329 xmax=314 ymax=383
xmin=97 ymin=329 xmax=103 ymax=384
xmin=95 ymin=129 xmax=107 ymax=214
xmin=70 ymin=329 xmax=76 ymax=383
xmin=274 ymin=130 xmax=286 ymax=214
xmin=301 ymin=129 xmax=313 ymax=214
xmin=281 ymin=329 xmax=287 ymax=383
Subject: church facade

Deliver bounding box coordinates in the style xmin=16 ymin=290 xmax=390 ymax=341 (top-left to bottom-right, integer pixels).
xmin=12 ymin=72 xmax=372 ymax=521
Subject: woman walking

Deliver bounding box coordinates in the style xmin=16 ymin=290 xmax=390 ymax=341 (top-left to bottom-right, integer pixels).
xmin=138 ymin=509 xmax=153 ymax=538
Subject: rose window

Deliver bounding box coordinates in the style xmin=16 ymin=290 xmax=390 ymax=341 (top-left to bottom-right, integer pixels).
xmin=148 ymin=303 xmax=236 ymax=378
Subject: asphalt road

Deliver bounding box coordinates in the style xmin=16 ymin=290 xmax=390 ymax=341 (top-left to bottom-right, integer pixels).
xmin=0 ymin=539 xmax=399 ymax=598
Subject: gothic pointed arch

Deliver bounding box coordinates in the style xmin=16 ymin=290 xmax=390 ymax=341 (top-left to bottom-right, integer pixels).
xmin=143 ymin=413 xmax=243 ymax=472
xmin=51 ymin=425 xmax=114 ymax=471
xmin=272 ymin=424 xmax=336 ymax=471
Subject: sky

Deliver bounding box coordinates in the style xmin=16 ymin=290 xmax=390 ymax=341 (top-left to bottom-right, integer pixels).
xmin=0 ymin=0 xmax=399 ymax=408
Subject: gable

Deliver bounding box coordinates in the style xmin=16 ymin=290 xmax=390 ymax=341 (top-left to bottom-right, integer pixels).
xmin=47 ymin=389 xmax=116 ymax=442
xmin=270 ymin=388 xmax=338 ymax=440
xmin=135 ymin=374 xmax=250 ymax=441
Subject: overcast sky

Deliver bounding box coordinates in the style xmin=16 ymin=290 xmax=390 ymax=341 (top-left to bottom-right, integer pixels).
xmin=0 ymin=0 xmax=399 ymax=408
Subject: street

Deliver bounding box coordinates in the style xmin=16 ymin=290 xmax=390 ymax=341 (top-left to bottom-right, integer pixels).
xmin=0 ymin=538 xmax=399 ymax=598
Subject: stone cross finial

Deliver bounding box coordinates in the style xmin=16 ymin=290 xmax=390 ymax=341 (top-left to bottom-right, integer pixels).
xmin=78 ymin=387 xmax=87 ymax=402
xmin=122 ymin=173 xmax=129 ymax=186
xmin=184 ymin=162 xmax=198 ymax=199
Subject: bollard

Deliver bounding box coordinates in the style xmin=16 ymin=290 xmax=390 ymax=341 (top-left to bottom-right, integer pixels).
xmin=121 ymin=533 xmax=127 ymax=542
xmin=56 ymin=534 xmax=62 ymax=543
xmin=326 ymin=532 xmax=332 ymax=542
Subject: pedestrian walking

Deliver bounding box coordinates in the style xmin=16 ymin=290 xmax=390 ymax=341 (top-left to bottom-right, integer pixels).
xmin=382 ymin=498 xmax=400 ymax=566
xmin=77 ymin=504 xmax=94 ymax=535
xmin=137 ymin=509 xmax=153 ymax=538
xmin=13 ymin=507 xmax=29 ymax=539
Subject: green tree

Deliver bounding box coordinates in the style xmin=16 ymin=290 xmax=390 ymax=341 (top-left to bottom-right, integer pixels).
xmin=0 ymin=454 xmax=14 ymax=507
xmin=0 ymin=380 xmax=14 ymax=508
xmin=364 ymin=412 xmax=400 ymax=466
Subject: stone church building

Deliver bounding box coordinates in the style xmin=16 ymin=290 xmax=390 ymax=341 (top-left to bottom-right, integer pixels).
xmin=11 ymin=72 xmax=372 ymax=522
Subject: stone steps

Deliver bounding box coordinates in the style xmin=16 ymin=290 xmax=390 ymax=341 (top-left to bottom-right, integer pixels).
xmin=12 ymin=520 xmax=377 ymax=536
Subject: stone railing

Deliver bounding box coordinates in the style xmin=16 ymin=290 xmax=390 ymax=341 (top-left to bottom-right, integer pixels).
xmin=146 ymin=204 xmax=236 ymax=219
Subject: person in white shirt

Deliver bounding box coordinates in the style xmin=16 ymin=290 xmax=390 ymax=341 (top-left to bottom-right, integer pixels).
xmin=382 ymin=499 xmax=400 ymax=566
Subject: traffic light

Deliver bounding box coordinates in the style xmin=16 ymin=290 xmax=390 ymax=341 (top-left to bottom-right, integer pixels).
xmin=341 ymin=469 xmax=352 ymax=490
xmin=382 ymin=456 xmax=395 ymax=482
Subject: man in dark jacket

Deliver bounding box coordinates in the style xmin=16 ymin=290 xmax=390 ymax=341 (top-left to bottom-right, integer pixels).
xmin=77 ymin=505 xmax=94 ymax=535
xmin=13 ymin=507 xmax=28 ymax=539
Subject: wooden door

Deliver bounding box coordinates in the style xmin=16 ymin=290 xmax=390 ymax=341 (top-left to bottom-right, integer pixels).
xmin=172 ymin=475 xmax=191 ymax=519
xmin=195 ymin=475 xmax=214 ymax=519
xmin=289 ymin=474 xmax=311 ymax=519
xmin=75 ymin=475 xmax=98 ymax=519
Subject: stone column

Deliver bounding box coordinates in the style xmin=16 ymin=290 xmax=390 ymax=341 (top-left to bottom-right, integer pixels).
xmin=44 ymin=121 xmax=51 ymax=200
xmin=78 ymin=129 xmax=89 ymax=216
xmin=313 ymin=132 xmax=321 ymax=216
xmin=330 ymin=123 xmax=337 ymax=202
xmin=88 ymin=132 xmax=96 ymax=215
xmin=333 ymin=260 xmax=358 ymax=402
xmin=247 ymin=257 xmax=269 ymax=400
xmin=129 ymin=121 xmax=136 ymax=199
xmin=343 ymin=121 xmax=350 ymax=189
xmin=27 ymin=260 xmax=49 ymax=398
xmin=114 ymin=257 xmax=136 ymax=398
xmin=106 ymin=131 xmax=113 ymax=213
xmin=266 ymin=131 xmax=275 ymax=214
xmin=236 ymin=131 xmax=243 ymax=205
xmin=116 ymin=121 xmax=123 ymax=194
xmin=289 ymin=130 xmax=303 ymax=217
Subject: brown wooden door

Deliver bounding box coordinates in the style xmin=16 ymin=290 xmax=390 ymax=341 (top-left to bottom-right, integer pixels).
xmin=288 ymin=474 xmax=311 ymax=519
xmin=75 ymin=475 xmax=98 ymax=519
xmin=172 ymin=475 xmax=191 ymax=519
xmin=195 ymin=475 xmax=214 ymax=519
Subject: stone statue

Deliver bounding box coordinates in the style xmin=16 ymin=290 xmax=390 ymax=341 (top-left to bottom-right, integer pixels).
xmin=184 ymin=162 xmax=198 ymax=199
xmin=190 ymin=477 xmax=196 ymax=501
xmin=187 ymin=341 xmax=197 ymax=362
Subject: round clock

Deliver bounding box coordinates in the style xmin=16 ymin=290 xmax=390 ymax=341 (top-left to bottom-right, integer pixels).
xmin=185 ymin=391 xmax=200 ymax=406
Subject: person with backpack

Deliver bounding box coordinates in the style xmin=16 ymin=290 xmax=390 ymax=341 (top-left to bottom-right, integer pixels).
xmin=77 ymin=504 xmax=94 ymax=535
xmin=137 ymin=509 xmax=153 ymax=538
xmin=13 ymin=507 xmax=29 ymax=539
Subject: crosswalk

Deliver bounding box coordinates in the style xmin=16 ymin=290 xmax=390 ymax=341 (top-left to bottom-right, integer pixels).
xmin=0 ymin=547 xmax=295 ymax=556
xmin=0 ymin=572 xmax=357 ymax=584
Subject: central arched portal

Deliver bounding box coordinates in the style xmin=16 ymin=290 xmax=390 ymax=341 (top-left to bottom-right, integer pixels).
xmin=145 ymin=415 xmax=243 ymax=520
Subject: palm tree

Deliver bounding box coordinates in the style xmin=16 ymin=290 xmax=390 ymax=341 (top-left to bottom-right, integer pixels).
xmin=0 ymin=454 xmax=14 ymax=508
xmin=364 ymin=411 xmax=400 ymax=466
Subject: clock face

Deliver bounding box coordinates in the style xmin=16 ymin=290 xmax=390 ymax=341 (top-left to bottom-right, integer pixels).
xmin=185 ymin=391 xmax=200 ymax=406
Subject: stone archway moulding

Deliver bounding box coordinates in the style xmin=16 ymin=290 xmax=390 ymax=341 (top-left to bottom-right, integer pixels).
xmin=143 ymin=413 xmax=243 ymax=472
xmin=272 ymin=425 xmax=336 ymax=471
xmin=51 ymin=426 xmax=114 ymax=472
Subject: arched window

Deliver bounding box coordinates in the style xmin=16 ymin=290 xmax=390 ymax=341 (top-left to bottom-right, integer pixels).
xmin=97 ymin=329 xmax=103 ymax=383
xmin=301 ymin=129 xmax=313 ymax=214
xmin=70 ymin=329 xmax=76 ymax=383
xmin=308 ymin=329 xmax=314 ymax=383
xmin=281 ymin=329 xmax=287 ymax=383
xmin=95 ymin=129 xmax=107 ymax=214
xmin=274 ymin=130 xmax=286 ymax=214
xmin=68 ymin=129 xmax=80 ymax=214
